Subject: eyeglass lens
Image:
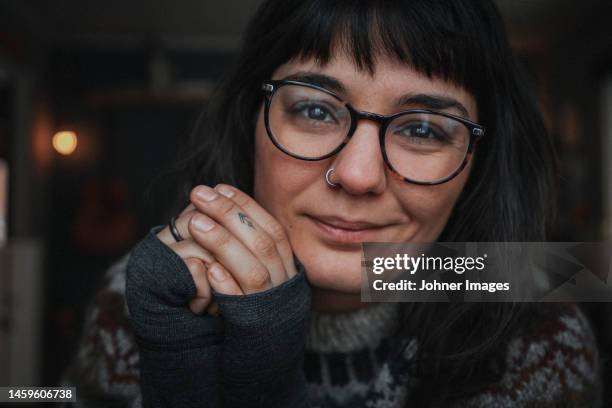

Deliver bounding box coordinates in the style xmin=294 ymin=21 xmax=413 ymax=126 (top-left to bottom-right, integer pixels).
xmin=268 ymin=84 xmax=471 ymax=183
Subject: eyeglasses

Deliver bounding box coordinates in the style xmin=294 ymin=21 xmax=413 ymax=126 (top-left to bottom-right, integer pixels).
xmin=261 ymin=80 xmax=485 ymax=185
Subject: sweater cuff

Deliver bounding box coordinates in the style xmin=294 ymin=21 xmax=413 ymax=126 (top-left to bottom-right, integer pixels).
xmin=126 ymin=226 xmax=223 ymax=348
xmin=213 ymin=262 xmax=311 ymax=327
xmin=214 ymin=261 xmax=312 ymax=407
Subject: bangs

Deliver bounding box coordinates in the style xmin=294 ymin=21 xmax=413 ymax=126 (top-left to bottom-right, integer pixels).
xmin=258 ymin=0 xmax=488 ymax=96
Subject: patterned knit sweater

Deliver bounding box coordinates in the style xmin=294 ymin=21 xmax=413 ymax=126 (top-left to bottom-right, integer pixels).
xmin=62 ymin=252 xmax=602 ymax=407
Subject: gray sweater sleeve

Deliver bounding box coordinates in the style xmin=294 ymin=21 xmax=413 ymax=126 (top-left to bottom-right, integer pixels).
xmin=125 ymin=228 xmax=312 ymax=408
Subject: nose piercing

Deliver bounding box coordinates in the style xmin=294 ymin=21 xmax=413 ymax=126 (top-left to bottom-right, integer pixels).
xmin=325 ymin=167 xmax=339 ymax=188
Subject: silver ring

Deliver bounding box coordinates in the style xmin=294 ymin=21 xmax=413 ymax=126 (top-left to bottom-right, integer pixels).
xmin=168 ymin=216 xmax=184 ymax=242
xmin=325 ymin=167 xmax=339 ymax=188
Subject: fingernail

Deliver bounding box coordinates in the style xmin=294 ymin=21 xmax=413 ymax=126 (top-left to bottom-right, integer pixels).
xmin=192 ymin=214 xmax=215 ymax=232
xmin=209 ymin=264 xmax=226 ymax=281
xmin=215 ymin=185 xmax=235 ymax=198
xmin=195 ymin=186 xmax=218 ymax=202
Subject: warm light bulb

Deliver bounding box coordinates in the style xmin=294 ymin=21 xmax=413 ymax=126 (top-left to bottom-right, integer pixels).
xmin=52 ymin=131 xmax=78 ymax=155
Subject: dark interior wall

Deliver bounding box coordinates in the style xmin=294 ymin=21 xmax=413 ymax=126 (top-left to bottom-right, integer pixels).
xmin=504 ymin=0 xmax=612 ymax=241
xmin=40 ymin=47 xmax=237 ymax=384
xmin=547 ymin=1 xmax=612 ymax=241
xmin=42 ymin=104 xmax=200 ymax=383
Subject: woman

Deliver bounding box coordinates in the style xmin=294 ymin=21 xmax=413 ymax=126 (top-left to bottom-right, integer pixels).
xmin=63 ymin=0 xmax=602 ymax=407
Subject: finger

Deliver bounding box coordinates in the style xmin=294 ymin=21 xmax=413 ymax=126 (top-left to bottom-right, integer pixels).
xmin=168 ymin=238 xmax=216 ymax=264
xmin=206 ymin=261 xmax=244 ymax=296
xmin=188 ymin=212 xmax=273 ymax=294
xmin=157 ymin=204 xmax=196 ymax=246
xmin=190 ymin=186 xmax=287 ymax=286
xmin=206 ymin=301 xmax=220 ymax=316
xmin=189 ymin=297 xmax=210 ymax=315
xmin=214 ymin=184 xmax=297 ymax=278
xmin=184 ymin=258 xmax=213 ymax=314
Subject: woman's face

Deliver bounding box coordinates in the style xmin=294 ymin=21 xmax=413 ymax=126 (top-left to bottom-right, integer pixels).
xmin=253 ymin=52 xmax=478 ymax=296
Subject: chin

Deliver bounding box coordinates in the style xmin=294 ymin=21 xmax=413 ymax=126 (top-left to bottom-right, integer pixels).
xmin=307 ymin=268 xmax=362 ymax=294
xmin=293 ymin=240 xmax=363 ymax=294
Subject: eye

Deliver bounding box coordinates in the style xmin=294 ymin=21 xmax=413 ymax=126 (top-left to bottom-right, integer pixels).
xmin=394 ymin=122 xmax=449 ymax=144
xmin=290 ymin=102 xmax=338 ymax=124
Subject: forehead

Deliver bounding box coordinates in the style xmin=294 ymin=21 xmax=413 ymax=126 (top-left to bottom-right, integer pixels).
xmin=271 ymin=53 xmax=478 ymax=120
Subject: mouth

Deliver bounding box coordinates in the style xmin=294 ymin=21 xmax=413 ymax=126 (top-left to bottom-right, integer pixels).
xmin=306 ymin=214 xmax=391 ymax=244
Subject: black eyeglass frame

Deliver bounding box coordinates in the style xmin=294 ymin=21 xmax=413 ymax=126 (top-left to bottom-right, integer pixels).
xmin=261 ymin=79 xmax=485 ymax=185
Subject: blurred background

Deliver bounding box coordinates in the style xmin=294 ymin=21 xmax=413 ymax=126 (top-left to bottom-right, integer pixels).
xmin=0 ymin=0 xmax=610 ymax=404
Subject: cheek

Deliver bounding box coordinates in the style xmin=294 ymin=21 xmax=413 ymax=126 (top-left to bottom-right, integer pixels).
xmin=253 ymin=109 xmax=281 ymax=213
xmin=395 ymin=160 xmax=472 ymax=240
xmin=253 ymin=108 xmax=315 ymax=224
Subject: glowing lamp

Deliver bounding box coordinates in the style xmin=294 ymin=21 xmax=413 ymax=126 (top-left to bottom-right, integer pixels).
xmin=52 ymin=131 xmax=78 ymax=155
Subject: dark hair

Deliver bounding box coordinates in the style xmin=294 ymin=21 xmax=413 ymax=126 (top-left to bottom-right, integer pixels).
xmin=169 ymin=0 xmax=558 ymax=405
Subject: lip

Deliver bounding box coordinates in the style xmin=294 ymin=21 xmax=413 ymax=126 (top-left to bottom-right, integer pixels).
xmin=307 ymin=214 xmax=390 ymax=243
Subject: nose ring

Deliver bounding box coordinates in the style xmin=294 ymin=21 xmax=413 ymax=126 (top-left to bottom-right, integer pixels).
xmin=325 ymin=167 xmax=339 ymax=188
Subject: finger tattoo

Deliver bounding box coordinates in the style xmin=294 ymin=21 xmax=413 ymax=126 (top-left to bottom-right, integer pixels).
xmin=238 ymin=212 xmax=255 ymax=229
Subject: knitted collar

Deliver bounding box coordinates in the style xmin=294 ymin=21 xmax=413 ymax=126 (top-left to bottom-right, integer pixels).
xmin=305 ymin=301 xmax=402 ymax=354
xmin=293 ymin=256 xmax=402 ymax=354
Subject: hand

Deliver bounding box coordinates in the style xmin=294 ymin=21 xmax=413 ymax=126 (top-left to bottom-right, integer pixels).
xmin=157 ymin=203 xmax=221 ymax=316
xmin=127 ymin=183 xmax=310 ymax=408
xmin=185 ymin=185 xmax=310 ymax=408
xmin=156 ymin=183 xmax=298 ymax=315
xmin=186 ymin=184 xmax=298 ymax=295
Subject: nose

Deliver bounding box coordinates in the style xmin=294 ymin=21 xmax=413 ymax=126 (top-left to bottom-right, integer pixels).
xmin=328 ymin=120 xmax=387 ymax=195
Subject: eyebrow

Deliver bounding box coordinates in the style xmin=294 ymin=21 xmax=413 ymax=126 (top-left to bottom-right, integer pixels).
xmin=280 ymin=72 xmax=470 ymax=118
xmin=282 ymin=72 xmax=346 ymax=94
xmin=398 ymin=94 xmax=469 ymax=117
